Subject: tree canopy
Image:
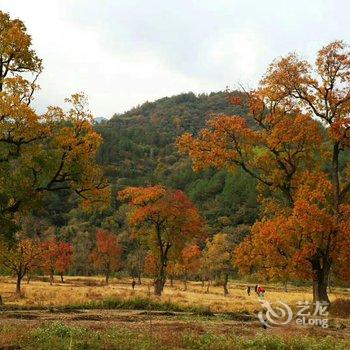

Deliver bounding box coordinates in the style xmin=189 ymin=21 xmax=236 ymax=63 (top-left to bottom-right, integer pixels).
xmin=0 ymin=11 xmax=110 ymax=238
xmin=178 ymin=40 xmax=350 ymax=303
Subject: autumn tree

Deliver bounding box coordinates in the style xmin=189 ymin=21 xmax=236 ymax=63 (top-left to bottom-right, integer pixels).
xmin=0 ymin=235 xmax=42 ymax=294
xmin=175 ymin=244 xmax=202 ymax=290
xmin=41 ymin=239 xmax=59 ymax=286
xmin=41 ymin=238 xmax=73 ymax=284
xmin=126 ymin=245 xmax=147 ymax=284
xmin=55 ymin=241 xmax=73 ymax=283
xmin=143 ymin=250 xmax=159 ymax=278
xmin=167 ymin=260 xmax=177 ymax=287
xmin=178 ymin=40 xmax=350 ymax=303
xmin=202 ymin=233 xmax=233 ymax=295
xmin=143 ymin=249 xmax=181 ymax=287
xmin=118 ymin=186 xmax=204 ymax=295
xmin=71 ymin=229 xmax=95 ymax=276
xmin=0 ymin=11 xmax=109 ymax=238
xmin=90 ymin=230 xmax=122 ymax=285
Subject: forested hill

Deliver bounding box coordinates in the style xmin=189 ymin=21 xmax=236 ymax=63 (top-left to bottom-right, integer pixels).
xmin=95 ymin=91 xmax=258 ymax=234
xmin=95 ymin=91 xmax=246 ymax=184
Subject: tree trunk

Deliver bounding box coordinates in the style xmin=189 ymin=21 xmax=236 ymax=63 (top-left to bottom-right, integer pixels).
xmin=49 ymin=269 xmax=54 ymax=286
xmin=313 ymin=278 xmax=329 ymax=303
xmin=327 ymin=269 xmax=332 ymax=294
xmin=154 ymin=232 xmax=171 ymax=296
xmin=284 ymin=281 xmax=288 ymax=292
xmin=223 ymin=273 xmax=229 ymax=296
xmin=154 ymin=276 xmax=166 ymax=295
xmin=105 ymin=271 xmax=109 ymax=285
xmin=170 ymin=276 xmax=174 ymax=287
xmin=309 ymin=252 xmax=331 ymax=303
xmin=154 ymin=262 xmax=166 ymax=296
xmin=184 ymin=273 xmax=187 ymax=291
xmin=206 ymin=280 xmax=210 ymax=293
xmin=16 ymin=273 xmax=22 ymax=295
xmin=138 ymin=272 xmax=142 ymax=285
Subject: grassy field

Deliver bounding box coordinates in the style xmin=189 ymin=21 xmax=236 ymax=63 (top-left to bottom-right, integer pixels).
xmin=0 ymin=276 xmax=350 ymax=349
xmin=2 ymin=275 xmax=349 ymax=312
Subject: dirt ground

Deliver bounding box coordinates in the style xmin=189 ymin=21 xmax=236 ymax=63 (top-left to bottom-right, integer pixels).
xmin=0 ymin=308 xmax=349 ymax=341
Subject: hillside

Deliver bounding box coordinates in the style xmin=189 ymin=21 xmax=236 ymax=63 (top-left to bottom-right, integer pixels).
xmin=95 ymin=91 xmax=258 ymax=233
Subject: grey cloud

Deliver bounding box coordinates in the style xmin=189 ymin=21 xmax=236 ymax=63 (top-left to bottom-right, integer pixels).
xmin=1 ymin=0 xmax=350 ymax=117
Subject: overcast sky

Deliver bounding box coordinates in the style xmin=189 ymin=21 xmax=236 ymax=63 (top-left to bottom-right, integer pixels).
xmin=1 ymin=0 xmax=349 ymax=118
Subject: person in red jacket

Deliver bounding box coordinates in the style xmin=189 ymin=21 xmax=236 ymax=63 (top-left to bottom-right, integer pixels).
xmin=257 ymin=285 xmax=265 ymax=298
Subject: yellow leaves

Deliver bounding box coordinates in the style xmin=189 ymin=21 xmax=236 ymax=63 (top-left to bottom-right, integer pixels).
xmin=176 ymin=244 xmax=202 ymax=275
xmin=176 ymin=115 xmax=259 ymax=172
xmin=261 ymin=53 xmax=314 ymax=101
xmin=176 ymin=132 xmax=194 ymax=155
xmin=3 ymin=76 xmax=40 ymax=102
xmin=0 ymin=235 xmax=42 ymax=274
xmin=0 ymin=11 xmax=42 ymax=79
xmin=235 ymin=216 xmax=297 ymax=280
xmin=0 ymin=90 xmax=110 ymax=214
xmin=202 ymin=233 xmax=233 ymax=276
xmin=247 ymin=90 xmax=265 ymax=118
xmin=64 ymin=93 xmax=94 ymax=122
xmin=143 ymin=251 xmax=159 ymax=276
xmin=0 ymin=11 xmax=109 ymax=218
xmin=260 ymin=40 xmax=350 ymax=129
xmin=118 ymin=185 xmax=166 ymax=206
xmin=293 ymin=171 xmax=332 ymax=204
xmin=118 ymin=186 xmax=205 ymax=251
xmin=267 ymin=113 xmax=322 ymax=150
xmin=178 ymin=108 xmax=322 ymax=205
xmin=235 ymin=173 xmax=337 ymax=281
xmin=316 ymin=40 xmax=350 ymax=84
xmin=177 ymin=40 xmax=350 ymax=286
xmin=329 ymin=116 xmax=350 ymax=147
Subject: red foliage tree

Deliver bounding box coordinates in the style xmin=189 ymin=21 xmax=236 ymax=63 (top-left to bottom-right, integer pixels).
xmin=90 ymin=230 xmax=122 ymax=285
xmin=55 ymin=242 xmax=73 ymax=283
xmin=41 ymin=238 xmax=73 ymax=285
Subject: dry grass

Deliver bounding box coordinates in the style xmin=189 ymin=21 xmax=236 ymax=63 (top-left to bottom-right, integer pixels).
xmin=1 ymin=276 xmax=349 ymax=349
xmin=0 ymin=275 xmax=349 ymax=314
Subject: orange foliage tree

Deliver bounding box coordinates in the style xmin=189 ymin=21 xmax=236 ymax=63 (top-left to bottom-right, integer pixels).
xmin=90 ymin=230 xmax=122 ymax=285
xmin=143 ymin=251 xmax=159 ymax=279
xmin=177 ymin=40 xmax=350 ymax=303
xmin=118 ymin=186 xmax=205 ymax=295
xmin=175 ymin=244 xmax=202 ymax=290
xmin=0 ymin=236 xmax=42 ymax=294
xmin=41 ymin=238 xmax=73 ymax=285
